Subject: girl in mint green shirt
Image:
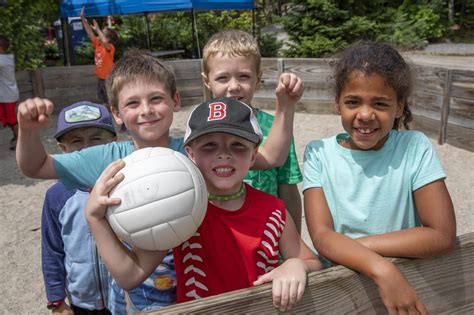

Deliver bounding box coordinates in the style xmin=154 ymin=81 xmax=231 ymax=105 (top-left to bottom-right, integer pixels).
xmin=303 ymin=42 xmax=456 ymax=315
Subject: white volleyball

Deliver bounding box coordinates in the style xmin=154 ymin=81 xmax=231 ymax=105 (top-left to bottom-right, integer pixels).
xmin=106 ymin=147 xmax=207 ymax=250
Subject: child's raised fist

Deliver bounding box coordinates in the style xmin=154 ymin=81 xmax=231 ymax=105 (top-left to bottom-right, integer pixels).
xmin=17 ymin=97 xmax=54 ymax=130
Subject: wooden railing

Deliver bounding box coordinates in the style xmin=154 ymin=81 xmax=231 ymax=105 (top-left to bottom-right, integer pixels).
xmin=16 ymin=58 xmax=474 ymax=151
xmin=146 ymin=232 xmax=474 ymax=314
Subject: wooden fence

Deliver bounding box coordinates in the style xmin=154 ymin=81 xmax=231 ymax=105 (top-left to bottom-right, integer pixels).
xmin=147 ymin=232 xmax=474 ymax=314
xmin=16 ymin=58 xmax=474 ymax=151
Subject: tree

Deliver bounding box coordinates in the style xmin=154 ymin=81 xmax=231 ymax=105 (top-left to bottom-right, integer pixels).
xmin=0 ymin=0 xmax=58 ymax=69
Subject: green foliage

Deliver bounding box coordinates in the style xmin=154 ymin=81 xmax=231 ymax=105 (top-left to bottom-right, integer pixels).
xmin=0 ymin=0 xmax=58 ymax=69
xmin=281 ymin=0 xmax=447 ymax=57
xmin=258 ymin=33 xmax=283 ymax=57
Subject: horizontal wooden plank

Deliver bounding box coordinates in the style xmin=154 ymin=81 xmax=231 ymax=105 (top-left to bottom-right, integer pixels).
xmin=410 ymin=114 xmax=441 ymax=140
xmin=15 ymin=70 xmax=31 ymax=82
xmin=451 ymin=70 xmax=474 ymax=100
xmin=446 ymin=123 xmax=474 ymax=152
xmin=149 ymin=233 xmax=474 ymax=314
xmin=282 ymin=58 xmax=333 ymax=80
xmin=253 ymin=98 xmax=336 ymax=115
xmin=166 ymin=60 xmax=202 ymax=79
xmin=448 ymin=97 xmax=474 ymax=129
xmin=412 ymin=65 xmax=447 ymax=95
xmin=260 ymin=58 xmax=279 ymax=80
xmin=410 ymin=91 xmax=443 ymax=120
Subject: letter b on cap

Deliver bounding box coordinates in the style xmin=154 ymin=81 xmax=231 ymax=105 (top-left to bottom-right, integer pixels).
xmin=207 ymin=102 xmax=227 ymax=121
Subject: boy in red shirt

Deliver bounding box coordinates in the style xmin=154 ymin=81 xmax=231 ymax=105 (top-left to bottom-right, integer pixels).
xmin=80 ymin=5 xmax=118 ymax=106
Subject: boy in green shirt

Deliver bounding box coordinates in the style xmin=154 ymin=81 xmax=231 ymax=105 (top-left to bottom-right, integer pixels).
xmin=201 ymin=30 xmax=304 ymax=232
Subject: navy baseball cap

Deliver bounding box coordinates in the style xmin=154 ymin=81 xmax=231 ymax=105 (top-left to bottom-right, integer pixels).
xmin=54 ymin=101 xmax=116 ymax=140
xmin=184 ymin=97 xmax=263 ymax=146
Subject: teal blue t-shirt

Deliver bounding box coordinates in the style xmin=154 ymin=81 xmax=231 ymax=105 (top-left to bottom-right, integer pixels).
xmin=54 ymin=138 xmax=184 ymax=190
xmin=303 ymin=130 xmax=445 ymax=239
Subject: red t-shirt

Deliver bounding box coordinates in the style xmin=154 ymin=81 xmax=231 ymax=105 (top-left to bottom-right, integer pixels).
xmin=173 ymin=184 xmax=286 ymax=302
xmin=92 ymin=38 xmax=115 ymax=80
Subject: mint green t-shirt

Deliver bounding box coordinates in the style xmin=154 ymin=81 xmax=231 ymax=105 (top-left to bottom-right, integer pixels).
xmin=303 ymin=130 xmax=446 ymax=239
xmin=244 ymin=109 xmax=302 ymax=196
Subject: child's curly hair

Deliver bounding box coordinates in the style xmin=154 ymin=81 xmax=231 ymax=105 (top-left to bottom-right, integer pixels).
xmin=333 ymin=42 xmax=414 ymax=130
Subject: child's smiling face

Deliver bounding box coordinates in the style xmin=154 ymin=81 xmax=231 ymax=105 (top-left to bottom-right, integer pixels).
xmin=186 ymin=132 xmax=257 ymax=196
xmin=336 ymin=71 xmax=404 ymax=151
xmin=202 ymin=53 xmax=261 ymax=106
xmin=111 ymin=78 xmax=180 ymax=149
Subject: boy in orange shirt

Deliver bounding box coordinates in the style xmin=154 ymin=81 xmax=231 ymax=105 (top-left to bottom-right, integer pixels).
xmin=80 ymin=5 xmax=118 ymax=106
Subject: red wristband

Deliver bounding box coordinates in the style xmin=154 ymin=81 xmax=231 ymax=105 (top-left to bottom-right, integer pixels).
xmin=47 ymin=300 xmax=64 ymax=310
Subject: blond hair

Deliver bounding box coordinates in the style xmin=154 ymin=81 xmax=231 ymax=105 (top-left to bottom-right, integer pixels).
xmin=106 ymin=50 xmax=177 ymax=109
xmin=202 ymin=30 xmax=261 ymax=75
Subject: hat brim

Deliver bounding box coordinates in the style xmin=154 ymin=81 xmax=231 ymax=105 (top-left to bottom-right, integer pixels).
xmin=54 ymin=123 xmax=117 ymax=140
xmin=184 ymin=126 xmax=261 ymax=146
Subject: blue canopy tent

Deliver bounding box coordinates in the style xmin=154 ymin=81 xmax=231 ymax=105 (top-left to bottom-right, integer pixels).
xmin=59 ymin=0 xmax=255 ymax=63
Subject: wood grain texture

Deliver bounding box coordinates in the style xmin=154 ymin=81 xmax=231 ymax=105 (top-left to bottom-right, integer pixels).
xmin=145 ymin=233 xmax=474 ymax=314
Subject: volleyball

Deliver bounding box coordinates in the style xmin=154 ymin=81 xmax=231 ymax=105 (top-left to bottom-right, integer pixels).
xmin=106 ymin=147 xmax=208 ymax=251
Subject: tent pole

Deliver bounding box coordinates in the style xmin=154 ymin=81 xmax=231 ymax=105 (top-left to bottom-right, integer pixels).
xmin=252 ymin=8 xmax=255 ymax=37
xmin=60 ymin=17 xmax=71 ymax=66
xmin=191 ymin=9 xmax=201 ymax=59
xmin=144 ymin=13 xmax=151 ymax=50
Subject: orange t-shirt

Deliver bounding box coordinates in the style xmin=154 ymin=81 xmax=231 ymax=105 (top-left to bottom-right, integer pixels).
xmin=92 ymin=38 xmax=115 ymax=80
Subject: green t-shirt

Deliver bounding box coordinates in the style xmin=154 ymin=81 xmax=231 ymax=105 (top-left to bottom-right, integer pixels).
xmin=244 ymin=109 xmax=303 ymax=196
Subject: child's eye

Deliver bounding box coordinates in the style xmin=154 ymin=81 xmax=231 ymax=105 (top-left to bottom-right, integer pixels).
xmin=345 ymin=100 xmax=358 ymax=106
xmin=150 ymin=96 xmax=163 ymax=103
xmin=125 ymin=101 xmax=139 ymax=107
xmin=202 ymin=142 xmax=217 ymax=150
xmin=239 ymin=75 xmax=251 ymax=80
xmin=375 ymin=102 xmax=389 ymax=107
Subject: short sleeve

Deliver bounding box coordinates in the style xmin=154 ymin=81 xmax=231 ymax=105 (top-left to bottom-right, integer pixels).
xmin=276 ymin=139 xmax=303 ymax=185
xmin=53 ymin=144 xmax=116 ymax=189
xmin=410 ymin=132 xmax=446 ymax=191
xmin=303 ymin=141 xmax=323 ymax=191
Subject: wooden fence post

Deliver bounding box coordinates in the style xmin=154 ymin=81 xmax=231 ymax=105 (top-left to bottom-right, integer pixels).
xmin=30 ymin=68 xmax=45 ymax=98
xmin=439 ymin=69 xmax=453 ymax=144
xmin=200 ymin=59 xmax=211 ymax=101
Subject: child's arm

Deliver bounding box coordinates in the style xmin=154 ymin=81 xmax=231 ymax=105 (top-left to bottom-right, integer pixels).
xmin=252 ymin=73 xmax=303 ymax=170
xmin=92 ymin=21 xmax=112 ymax=51
xmin=253 ymin=213 xmax=321 ymax=311
xmin=85 ymin=159 xmax=168 ymax=290
xmin=16 ymin=98 xmax=58 ymax=179
xmin=80 ymin=5 xmax=96 ymax=42
xmin=278 ymin=184 xmax=302 ymax=234
xmin=355 ymin=179 xmax=456 ymax=258
xmin=304 ymin=188 xmax=428 ymax=314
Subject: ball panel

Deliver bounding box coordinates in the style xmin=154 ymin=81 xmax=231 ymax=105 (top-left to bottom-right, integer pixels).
xmin=109 ymin=171 xmax=194 ymax=213
xmin=167 ymin=214 xmax=200 ymax=244
xmin=106 ymin=209 xmax=133 ymax=244
xmin=112 ymin=189 xmax=197 ymax=234
xmin=116 ymin=158 xmax=189 ymax=190
xmin=131 ymin=223 xmax=181 ymax=251
xmin=173 ymin=151 xmax=208 ymax=227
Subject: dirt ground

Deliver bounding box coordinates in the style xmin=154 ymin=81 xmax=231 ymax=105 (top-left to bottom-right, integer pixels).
xmin=0 ymin=105 xmax=472 ymax=313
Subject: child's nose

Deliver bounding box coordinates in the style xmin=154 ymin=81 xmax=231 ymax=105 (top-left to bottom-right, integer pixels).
xmin=357 ymin=106 xmax=375 ymax=121
xmin=217 ymin=148 xmax=231 ymax=159
xmin=228 ymin=78 xmax=241 ymax=91
xmin=141 ymin=102 xmax=154 ymax=115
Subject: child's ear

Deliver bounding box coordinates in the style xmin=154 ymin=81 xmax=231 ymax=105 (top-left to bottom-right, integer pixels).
xmin=249 ymin=145 xmax=258 ymax=167
xmin=334 ymin=97 xmax=341 ymax=114
xmin=57 ymin=142 xmax=67 ymax=153
xmin=172 ymin=91 xmax=181 ymax=112
xmin=185 ymin=145 xmax=195 ymax=162
xmin=110 ymin=106 xmax=123 ymax=125
xmin=396 ymin=100 xmax=405 ymax=118
xmin=201 ymin=72 xmax=212 ymax=91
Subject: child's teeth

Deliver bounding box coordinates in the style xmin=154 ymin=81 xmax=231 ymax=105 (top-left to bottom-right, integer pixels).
xmin=216 ymin=167 xmax=232 ymax=174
